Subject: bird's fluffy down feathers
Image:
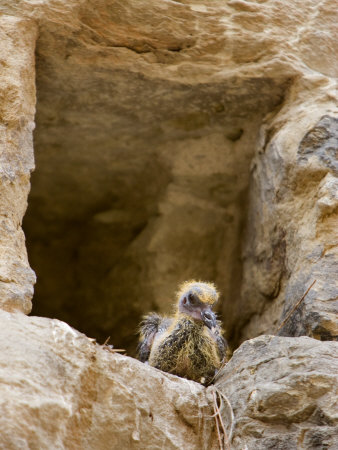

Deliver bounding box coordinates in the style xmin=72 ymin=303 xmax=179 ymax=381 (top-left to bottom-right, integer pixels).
xmin=138 ymin=280 xmax=227 ymax=385
xmin=176 ymin=280 xmax=219 ymax=305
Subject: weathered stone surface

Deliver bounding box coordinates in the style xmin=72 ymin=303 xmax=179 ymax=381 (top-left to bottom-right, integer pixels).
xmin=23 ymin=3 xmax=285 ymax=349
xmin=0 ymin=2 xmax=337 ymax=448
xmin=216 ymin=335 xmax=338 ymax=449
xmin=0 ymin=309 xmax=217 ymax=449
xmin=0 ymin=0 xmax=336 ymax=351
xmin=0 ymin=14 xmax=37 ymax=314
xmin=2 ymin=311 xmax=337 ymax=450
xmin=240 ymin=102 xmax=338 ymax=343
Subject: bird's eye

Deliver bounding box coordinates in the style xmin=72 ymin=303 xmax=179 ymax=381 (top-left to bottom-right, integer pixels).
xmin=188 ymin=293 xmax=196 ymax=304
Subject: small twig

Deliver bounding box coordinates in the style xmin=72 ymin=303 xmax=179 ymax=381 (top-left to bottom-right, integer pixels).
xmin=103 ymin=336 xmax=111 ymax=346
xmin=209 ymin=357 xmax=228 ymax=384
xmin=212 ymin=391 xmax=224 ymax=450
xmin=216 ymin=390 xmax=235 ymax=443
xmin=102 ymin=336 xmax=125 ymax=353
xmin=213 ymin=390 xmax=231 ymax=450
xmin=277 ymin=280 xmax=316 ymax=333
xmin=210 ymin=387 xmax=234 ymax=450
xmin=104 ymin=348 xmax=126 ymax=353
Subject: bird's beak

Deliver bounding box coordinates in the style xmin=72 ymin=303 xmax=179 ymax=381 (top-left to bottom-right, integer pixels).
xmin=201 ymin=308 xmax=217 ymax=329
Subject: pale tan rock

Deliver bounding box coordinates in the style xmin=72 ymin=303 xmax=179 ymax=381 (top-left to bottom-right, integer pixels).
xmin=0 ymin=0 xmax=334 ymax=349
xmin=0 ymin=309 xmax=217 ymax=450
xmin=0 ymin=14 xmax=37 ymax=314
xmin=0 ymin=1 xmax=337 ymax=448
xmin=240 ymin=95 xmax=338 ymax=342
xmin=1 ymin=310 xmax=337 ymax=450
xmin=216 ymin=335 xmax=338 ymax=449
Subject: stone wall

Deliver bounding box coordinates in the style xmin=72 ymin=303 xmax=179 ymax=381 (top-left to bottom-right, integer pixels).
xmin=240 ymin=90 xmax=338 ymax=343
xmin=0 ymin=13 xmax=36 ymax=314
xmin=0 ymin=0 xmax=337 ymax=448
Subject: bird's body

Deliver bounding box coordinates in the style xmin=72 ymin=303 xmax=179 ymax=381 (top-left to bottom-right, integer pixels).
xmin=138 ymin=281 xmax=227 ymax=385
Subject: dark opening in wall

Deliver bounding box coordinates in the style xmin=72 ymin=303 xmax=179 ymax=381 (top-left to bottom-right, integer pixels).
xmin=23 ymin=22 xmax=288 ymax=356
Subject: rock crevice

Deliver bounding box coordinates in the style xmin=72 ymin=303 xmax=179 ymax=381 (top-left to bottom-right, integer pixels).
xmin=0 ymin=0 xmax=337 ymax=448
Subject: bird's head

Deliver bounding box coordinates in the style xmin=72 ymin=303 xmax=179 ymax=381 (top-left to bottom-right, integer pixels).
xmin=176 ymin=280 xmax=219 ymax=329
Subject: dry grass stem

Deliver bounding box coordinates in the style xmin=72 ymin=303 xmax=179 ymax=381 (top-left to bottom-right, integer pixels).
xmin=277 ymin=280 xmax=316 ymax=333
xmin=212 ymin=392 xmax=224 ymax=450
xmin=101 ymin=336 xmax=126 ymax=353
xmin=104 ymin=348 xmax=126 ymax=353
xmin=211 ymin=388 xmax=234 ymax=450
xmin=217 ymin=389 xmax=235 ymax=443
xmin=209 ymin=357 xmax=229 ymax=385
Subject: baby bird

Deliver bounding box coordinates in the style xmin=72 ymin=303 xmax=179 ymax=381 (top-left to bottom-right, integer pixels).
xmin=138 ymin=280 xmax=227 ymax=385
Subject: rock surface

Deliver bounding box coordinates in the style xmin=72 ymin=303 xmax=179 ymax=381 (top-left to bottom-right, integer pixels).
xmin=0 ymin=0 xmax=336 ymax=350
xmin=0 ymin=14 xmax=37 ymax=314
xmin=240 ymin=103 xmax=338 ymax=343
xmin=0 ymin=309 xmax=217 ymax=450
xmin=1 ymin=309 xmax=337 ymax=449
xmin=0 ymin=1 xmax=337 ymax=449
xmin=216 ymin=335 xmax=338 ymax=449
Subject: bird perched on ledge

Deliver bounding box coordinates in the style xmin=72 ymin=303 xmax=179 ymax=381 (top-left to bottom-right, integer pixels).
xmin=138 ymin=280 xmax=227 ymax=385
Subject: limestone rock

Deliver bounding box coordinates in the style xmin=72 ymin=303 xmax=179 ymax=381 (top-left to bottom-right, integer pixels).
xmin=0 ymin=1 xmax=337 ymax=448
xmin=0 ymin=15 xmax=37 ymax=314
xmin=2 ymin=310 xmax=337 ymax=450
xmin=216 ymin=335 xmax=338 ymax=449
xmin=0 ymin=309 xmax=216 ymax=450
xmin=240 ymin=105 xmax=338 ymax=343
xmin=0 ymin=0 xmax=335 ymax=350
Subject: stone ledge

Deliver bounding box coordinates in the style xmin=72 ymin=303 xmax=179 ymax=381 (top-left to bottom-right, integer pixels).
xmin=1 ymin=309 xmax=337 ymax=449
xmin=216 ymin=335 xmax=338 ymax=449
xmin=0 ymin=309 xmax=216 ymax=449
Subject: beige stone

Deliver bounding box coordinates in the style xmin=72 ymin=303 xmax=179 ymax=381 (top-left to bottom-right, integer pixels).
xmin=0 ymin=0 xmax=335 ymax=350
xmin=216 ymin=335 xmax=338 ymax=449
xmin=0 ymin=1 xmax=337 ymax=448
xmin=240 ymin=96 xmax=338 ymax=342
xmin=0 ymin=309 xmax=217 ymax=450
xmin=0 ymin=14 xmax=37 ymax=314
xmin=1 ymin=310 xmax=337 ymax=449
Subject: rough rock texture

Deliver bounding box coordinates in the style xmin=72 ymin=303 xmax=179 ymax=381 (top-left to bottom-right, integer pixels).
xmin=22 ymin=0 xmax=287 ymax=348
xmin=216 ymin=335 xmax=338 ymax=449
xmin=0 ymin=0 xmax=335 ymax=352
xmin=0 ymin=1 xmax=337 ymax=448
xmin=1 ymin=310 xmax=337 ymax=449
xmin=239 ymin=101 xmax=338 ymax=343
xmin=0 ymin=309 xmax=217 ymax=450
xmin=0 ymin=13 xmax=37 ymax=314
